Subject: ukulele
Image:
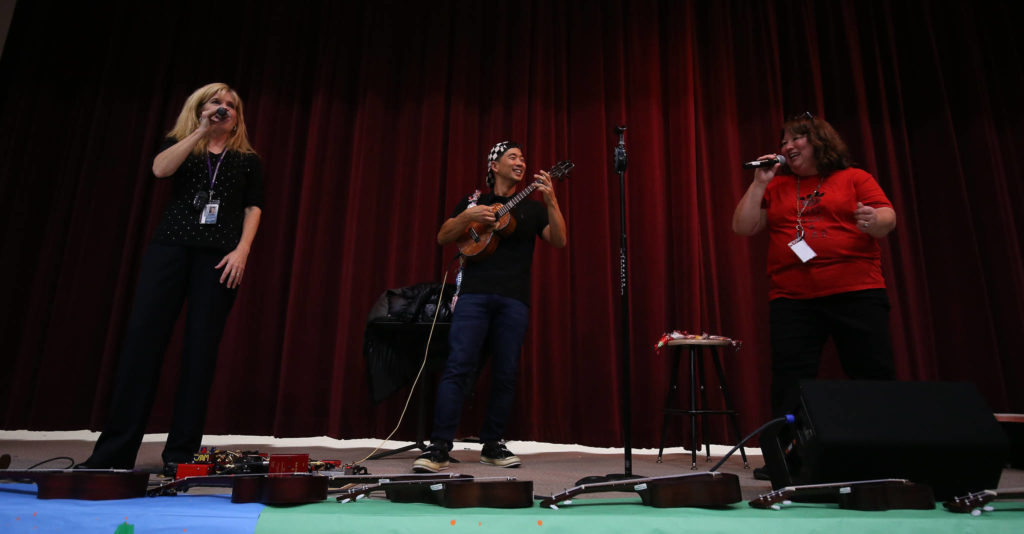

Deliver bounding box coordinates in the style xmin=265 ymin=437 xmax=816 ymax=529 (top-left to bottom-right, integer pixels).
xmin=749 ymin=478 xmax=935 ymax=511
xmin=456 ymin=160 xmax=574 ymax=261
xmin=337 ymin=476 xmax=534 ymax=508
xmin=943 ymin=487 xmax=1024 ymax=515
xmin=151 ymin=472 xmax=328 ymax=504
xmin=151 ymin=471 xmax=472 ymax=505
xmin=538 ymin=472 xmax=742 ymax=509
xmin=0 ymin=468 xmax=152 ymax=500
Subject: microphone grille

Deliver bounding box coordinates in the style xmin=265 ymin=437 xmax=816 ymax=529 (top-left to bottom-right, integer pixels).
xmin=776 ymin=154 xmax=787 ymax=165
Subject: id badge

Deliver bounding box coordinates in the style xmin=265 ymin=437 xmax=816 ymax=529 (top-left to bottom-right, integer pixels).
xmin=200 ymin=198 xmax=221 ymax=224
xmin=788 ymin=236 xmax=817 ymax=263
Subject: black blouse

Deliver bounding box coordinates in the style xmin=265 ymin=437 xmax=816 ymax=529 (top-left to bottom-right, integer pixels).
xmin=151 ymin=137 xmax=264 ymax=251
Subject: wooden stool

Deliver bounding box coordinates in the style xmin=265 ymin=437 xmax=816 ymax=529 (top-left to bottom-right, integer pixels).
xmin=657 ymin=337 xmax=749 ymax=469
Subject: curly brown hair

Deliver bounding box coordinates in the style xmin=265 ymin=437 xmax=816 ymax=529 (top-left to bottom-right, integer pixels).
xmin=779 ymin=113 xmax=853 ymax=176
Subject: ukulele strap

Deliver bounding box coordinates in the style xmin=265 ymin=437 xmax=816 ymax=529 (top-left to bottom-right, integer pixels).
xmin=452 ymin=189 xmax=483 ymax=310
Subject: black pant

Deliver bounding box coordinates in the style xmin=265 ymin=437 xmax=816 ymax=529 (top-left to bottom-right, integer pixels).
xmin=769 ymin=288 xmax=894 ymax=418
xmin=86 ymin=242 xmax=237 ymax=468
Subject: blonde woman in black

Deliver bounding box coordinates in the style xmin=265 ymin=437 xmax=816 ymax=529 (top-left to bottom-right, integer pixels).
xmin=81 ymin=83 xmax=263 ymax=474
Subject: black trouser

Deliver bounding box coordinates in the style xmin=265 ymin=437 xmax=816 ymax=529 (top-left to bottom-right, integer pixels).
xmin=769 ymin=288 xmax=894 ymax=418
xmin=87 ymin=242 xmax=237 ymax=468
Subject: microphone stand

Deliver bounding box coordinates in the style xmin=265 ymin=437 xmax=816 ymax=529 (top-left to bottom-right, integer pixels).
xmin=575 ymin=125 xmax=641 ymax=485
xmin=614 ymin=126 xmax=634 ymax=478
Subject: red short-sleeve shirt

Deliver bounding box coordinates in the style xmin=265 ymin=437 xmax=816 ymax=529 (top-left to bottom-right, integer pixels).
xmin=761 ymin=167 xmax=893 ymax=300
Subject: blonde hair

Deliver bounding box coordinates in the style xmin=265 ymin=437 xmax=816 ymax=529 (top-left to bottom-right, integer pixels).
xmin=168 ymin=83 xmax=256 ymax=155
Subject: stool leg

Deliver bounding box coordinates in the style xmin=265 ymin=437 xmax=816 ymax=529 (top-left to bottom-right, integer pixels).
xmin=657 ymin=350 xmax=682 ymax=463
xmin=689 ymin=347 xmax=698 ymax=470
xmin=710 ymin=348 xmax=750 ymax=468
xmin=696 ymin=350 xmax=711 ymax=462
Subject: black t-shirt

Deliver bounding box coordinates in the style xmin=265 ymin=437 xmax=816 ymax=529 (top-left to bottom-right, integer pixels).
xmin=453 ymin=192 xmax=549 ymax=307
xmin=151 ymin=137 xmax=264 ymax=251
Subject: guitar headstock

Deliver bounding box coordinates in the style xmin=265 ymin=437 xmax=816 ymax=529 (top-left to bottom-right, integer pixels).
xmin=748 ymin=488 xmax=794 ymax=510
xmin=547 ymin=160 xmax=574 ymax=181
xmin=538 ymin=489 xmax=570 ymax=509
xmin=336 ymin=483 xmax=380 ymax=503
xmin=146 ymin=475 xmax=207 ymax=497
xmin=943 ymin=490 xmax=997 ymax=514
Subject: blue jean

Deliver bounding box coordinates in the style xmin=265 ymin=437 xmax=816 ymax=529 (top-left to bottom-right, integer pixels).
xmin=430 ymin=293 xmax=530 ymax=444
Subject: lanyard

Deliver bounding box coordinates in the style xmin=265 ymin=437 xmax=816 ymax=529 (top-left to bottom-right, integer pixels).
xmin=795 ymin=176 xmax=823 ymax=240
xmin=206 ymin=151 xmax=226 ymax=190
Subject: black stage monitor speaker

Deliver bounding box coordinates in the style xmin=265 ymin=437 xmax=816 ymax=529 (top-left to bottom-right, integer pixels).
xmin=761 ymin=381 xmax=1009 ymax=500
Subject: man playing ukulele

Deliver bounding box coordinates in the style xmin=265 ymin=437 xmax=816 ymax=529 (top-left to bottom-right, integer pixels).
xmin=414 ymin=141 xmax=567 ymax=472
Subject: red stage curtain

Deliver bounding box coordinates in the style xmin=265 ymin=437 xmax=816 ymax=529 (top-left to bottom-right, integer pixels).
xmin=1 ymin=0 xmax=1021 ymax=447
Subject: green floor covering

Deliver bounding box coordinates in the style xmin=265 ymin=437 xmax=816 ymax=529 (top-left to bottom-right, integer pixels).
xmin=255 ymin=498 xmax=1024 ymax=534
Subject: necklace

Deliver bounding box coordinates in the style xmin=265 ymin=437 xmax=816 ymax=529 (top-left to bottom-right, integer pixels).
xmin=794 ymin=176 xmax=824 ymax=240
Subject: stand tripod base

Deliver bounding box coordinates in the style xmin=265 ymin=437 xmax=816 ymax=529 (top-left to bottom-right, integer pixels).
xmin=367 ymin=441 xmax=428 ymax=461
xmin=574 ymin=472 xmax=645 ymax=486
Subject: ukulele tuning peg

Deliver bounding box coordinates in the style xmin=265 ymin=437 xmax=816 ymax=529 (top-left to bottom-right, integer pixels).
xmin=771 ymin=504 xmax=782 ymax=511
xmin=983 ymin=505 xmax=994 ymax=512
xmin=782 ymin=500 xmax=792 ymax=505
xmin=971 ymin=509 xmax=982 ymax=516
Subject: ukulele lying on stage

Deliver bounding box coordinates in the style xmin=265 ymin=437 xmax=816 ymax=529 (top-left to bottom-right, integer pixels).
xmin=456 ymin=160 xmax=574 ymax=261
xmin=943 ymin=487 xmax=1024 ymax=515
xmin=0 ymin=468 xmax=152 ymax=500
xmin=151 ymin=471 xmax=472 ymax=505
xmin=538 ymin=472 xmax=742 ymax=509
xmin=748 ymin=478 xmax=935 ymax=511
xmin=336 ymin=476 xmax=534 ymax=508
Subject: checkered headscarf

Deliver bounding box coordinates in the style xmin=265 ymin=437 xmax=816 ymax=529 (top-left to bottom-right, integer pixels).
xmin=485 ymin=141 xmax=520 ymax=188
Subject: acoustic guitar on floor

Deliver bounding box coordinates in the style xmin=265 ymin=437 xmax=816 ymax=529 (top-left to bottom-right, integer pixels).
xmin=538 ymin=471 xmax=742 ymax=509
xmin=151 ymin=471 xmax=472 ymax=505
xmin=748 ymin=478 xmax=935 ymax=511
xmin=0 ymin=468 xmax=151 ymax=500
xmin=337 ymin=476 xmax=534 ymax=508
xmin=456 ymin=160 xmax=573 ymax=261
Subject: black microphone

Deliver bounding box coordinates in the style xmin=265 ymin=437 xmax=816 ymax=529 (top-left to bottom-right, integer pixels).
xmin=742 ymin=154 xmax=786 ymax=169
xmin=212 ymin=107 xmax=228 ymax=121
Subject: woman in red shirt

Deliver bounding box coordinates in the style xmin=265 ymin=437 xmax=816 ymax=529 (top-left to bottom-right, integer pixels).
xmin=733 ymin=113 xmax=897 ymax=426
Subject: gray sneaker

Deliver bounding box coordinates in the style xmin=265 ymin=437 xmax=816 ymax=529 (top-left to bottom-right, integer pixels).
xmin=480 ymin=440 xmax=521 ymax=468
xmin=413 ymin=443 xmax=451 ymax=473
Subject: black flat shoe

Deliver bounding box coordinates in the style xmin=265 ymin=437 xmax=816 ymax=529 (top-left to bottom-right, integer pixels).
xmin=161 ymin=462 xmax=179 ymax=478
xmin=753 ymin=466 xmax=771 ymax=481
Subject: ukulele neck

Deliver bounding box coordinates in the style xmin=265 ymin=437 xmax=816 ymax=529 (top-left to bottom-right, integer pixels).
xmin=495 ymin=182 xmax=539 ymax=218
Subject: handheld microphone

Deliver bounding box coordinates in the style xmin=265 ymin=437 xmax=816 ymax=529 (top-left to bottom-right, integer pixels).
xmin=213 ymin=107 xmax=228 ymax=120
xmin=743 ymin=154 xmax=786 ymax=169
